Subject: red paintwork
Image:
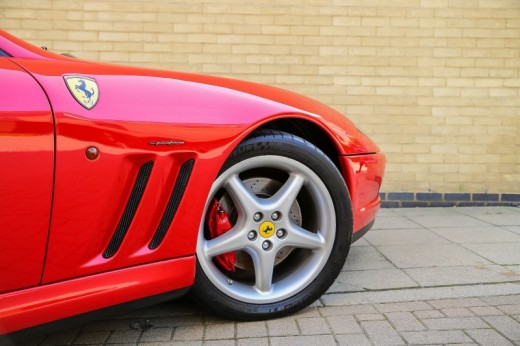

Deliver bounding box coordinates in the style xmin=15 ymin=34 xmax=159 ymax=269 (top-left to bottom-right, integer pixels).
xmin=0 ymin=29 xmax=385 ymax=335
xmin=0 ymin=59 xmax=54 ymax=294
xmin=0 ymin=256 xmax=194 ymax=334
xmin=341 ymin=153 xmax=386 ymax=232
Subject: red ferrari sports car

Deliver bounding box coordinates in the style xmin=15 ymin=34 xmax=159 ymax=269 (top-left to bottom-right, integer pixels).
xmin=0 ymin=29 xmax=385 ymax=337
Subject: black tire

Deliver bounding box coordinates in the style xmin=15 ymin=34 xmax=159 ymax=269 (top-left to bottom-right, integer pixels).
xmin=191 ymin=130 xmax=353 ymax=320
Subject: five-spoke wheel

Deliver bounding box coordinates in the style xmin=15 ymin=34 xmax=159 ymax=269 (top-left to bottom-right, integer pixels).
xmin=191 ymin=131 xmax=352 ymax=320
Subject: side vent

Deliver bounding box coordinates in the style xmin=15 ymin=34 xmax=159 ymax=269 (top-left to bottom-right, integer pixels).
xmin=149 ymin=159 xmax=194 ymax=250
xmin=103 ymin=161 xmax=154 ymax=258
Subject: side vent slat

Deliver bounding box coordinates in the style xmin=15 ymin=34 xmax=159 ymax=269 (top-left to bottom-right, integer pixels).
xmin=103 ymin=161 xmax=154 ymax=258
xmin=149 ymin=159 xmax=194 ymax=250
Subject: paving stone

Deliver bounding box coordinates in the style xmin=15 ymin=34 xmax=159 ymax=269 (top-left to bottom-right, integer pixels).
xmin=351 ymin=238 xmax=370 ymax=247
xmin=82 ymin=319 xmax=133 ymax=331
xmin=342 ymin=246 xmax=395 ymax=271
xmin=329 ymin=268 xmax=419 ymax=293
xmin=139 ymin=328 xmax=173 ymax=343
xmin=505 ymin=225 xmax=520 ymax=234
xmin=266 ymin=319 xmax=299 ymax=337
xmin=481 ymin=295 xmax=520 ymax=305
xmin=325 ymin=315 xmax=363 ymax=334
xmin=401 ymin=330 xmax=472 ymax=344
xmin=297 ymin=317 xmax=330 ymax=335
xmin=394 ymin=207 xmax=462 ymax=216
xmin=482 ymin=315 xmax=520 ymax=340
xmin=154 ymin=315 xmax=204 ymax=327
xmin=463 ymin=243 xmax=520 ymax=265
xmin=360 ymin=320 xmax=405 ymax=345
xmin=372 ymin=216 xmax=421 ymax=230
xmin=377 ymin=208 xmax=400 ymax=216
xmin=40 ymin=332 xmax=77 ymax=346
xmin=429 ymin=226 xmax=520 ymax=243
xmin=365 ymin=228 xmax=450 ymax=246
xmin=407 ymin=214 xmax=491 ymax=228
xmin=422 ymin=317 xmax=488 ymax=330
xmin=181 ymin=341 xmax=204 ymax=346
xmin=204 ymin=323 xmax=235 ymax=340
xmin=106 ymin=329 xmax=141 ymax=344
xmin=319 ymin=304 xmax=377 ymax=316
xmin=455 ymin=207 xmax=520 ymax=216
xmin=377 ymin=244 xmax=490 ymax=268
xmin=469 ymin=306 xmax=504 ymax=316
xmin=502 ymin=267 xmax=520 ymax=279
xmin=173 ymin=325 xmax=204 ymax=341
xmin=322 ymin=283 xmax=520 ymax=306
xmin=236 ymin=321 xmax=267 ymax=338
xmin=465 ymin=329 xmax=514 ymax=346
xmin=139 ymin=341 xmax=202 ymax=346
xmin=270 ymin=335 xmax=336 ymax=346
xmin=237 ymin=337 xmax=268 ymax=346
xmin=309 ymin=299 xmax=323 ymax=308
xmin=405 ymin=265 xmax=518 ymax=286
xmin=414 ymin=309 xmax=444 ymax=319
xmin=441 ymin=307 xmax=474 ymax=317
xmin=497 ymin=304 xmax=520 ymax=314
xmin=336 ymin=333 xmax=372 ymax=346
xmin=374 ymin=301 xmax=432 ymax=313
xmin=385 ymin=312 xmax=425 ymax=331
xmin=355 ymin=313 xmax=385 ymax=321
xmin=291 ymin=307 xmax=321 ymax=318
xmin=470 ymin=213 xmax=520 ymax=226
xmin=73 ymin=331 xmax=110 ymax=344
xmin=429 ymin=298 xmax=485 ymax=309
xmin=203 ymin=340 xmax=235 ymax=346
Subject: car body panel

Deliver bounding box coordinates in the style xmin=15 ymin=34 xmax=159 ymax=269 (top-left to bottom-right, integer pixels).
xmin=0 ymin=29 xmax=385 ymax=335
xmin=341 ymin=153 xmax=385 ymax=232
xmin=0 ymin=256 xmax=194 ymax=335
xmin=0 ymin=59 xmax=54 ymax=294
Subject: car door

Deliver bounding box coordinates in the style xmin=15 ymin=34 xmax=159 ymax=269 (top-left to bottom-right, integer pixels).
xmin=0 ymin=59 xmax=54 ymax=293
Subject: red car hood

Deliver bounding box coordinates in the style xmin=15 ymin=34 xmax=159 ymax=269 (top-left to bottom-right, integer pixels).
xmin=167 ymin=70 xmax=379 ymax=154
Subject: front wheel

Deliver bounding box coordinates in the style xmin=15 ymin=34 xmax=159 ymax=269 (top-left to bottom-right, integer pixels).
xmin=191 ymin=131 xmax=353 ymax=320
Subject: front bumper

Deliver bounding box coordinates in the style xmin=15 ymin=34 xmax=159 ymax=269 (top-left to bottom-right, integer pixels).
xmin=339 ymin=153 xmax=386 ymax=235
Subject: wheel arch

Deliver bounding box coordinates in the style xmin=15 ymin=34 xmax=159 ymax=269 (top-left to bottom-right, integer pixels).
xmin=253 ymin=118 xmax=341 ymax=171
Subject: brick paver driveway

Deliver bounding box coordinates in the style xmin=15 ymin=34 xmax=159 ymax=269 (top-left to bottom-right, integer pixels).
xmin=18 ymin=207 xmax=520 ymax=345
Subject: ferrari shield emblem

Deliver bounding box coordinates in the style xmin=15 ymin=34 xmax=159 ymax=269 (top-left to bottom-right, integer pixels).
xmin=259 ymin=221 xmax=275 ymax=238
xmin=64 ymin=76 xmax=99 ymax=110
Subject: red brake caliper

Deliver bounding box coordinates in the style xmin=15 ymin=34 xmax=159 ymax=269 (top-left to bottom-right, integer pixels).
xmin=206 ymin=199 xmax=236 ymax=272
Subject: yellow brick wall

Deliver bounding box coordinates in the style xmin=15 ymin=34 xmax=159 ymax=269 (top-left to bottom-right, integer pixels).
xmin=2 ymin=0 xmax=520 ymax=193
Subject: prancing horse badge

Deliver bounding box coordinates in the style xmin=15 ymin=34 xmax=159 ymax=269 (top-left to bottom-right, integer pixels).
xmin=64 ymin=76 xmax=99 ymax=110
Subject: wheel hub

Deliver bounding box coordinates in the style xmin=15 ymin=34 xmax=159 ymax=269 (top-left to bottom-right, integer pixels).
xmin=219 ymin=177 xmax=301 ymax=270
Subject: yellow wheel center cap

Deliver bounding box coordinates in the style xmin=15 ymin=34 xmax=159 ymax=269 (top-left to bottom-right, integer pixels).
xmin=259 ymin=221 xmax=275 ymax=238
